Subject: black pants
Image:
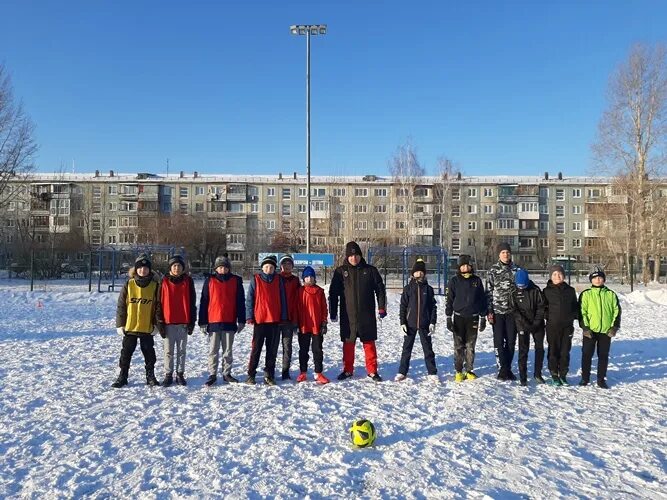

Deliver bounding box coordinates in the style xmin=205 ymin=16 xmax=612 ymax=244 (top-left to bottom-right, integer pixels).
xmin=581 ymin=332 xmax=612 ymax=382
xmin=492 ymin=313 xmax=517 ymax=375
xmin=119 ymin=334 xmax=156 ymax=371
xmin=399 ymin=327 xmax=437 ymax=375
xmin=280 ymin=323 xmax=295 ymax=373
xmin=248 ymin=323 xmax=280 ymax=379
xmin=452 ymin=315 xmax=478 ymax=373
xmin=546 ymin=323 xmax=573 ymax=377
xmin=298 ymin=333 xmax=324 ymax=373
xmin=518 ymin=328 xmax=545 ymax=380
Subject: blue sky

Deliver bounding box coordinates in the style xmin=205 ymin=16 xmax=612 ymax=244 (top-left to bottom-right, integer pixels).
xmin=1 ymin=0 xmax=666 ymax=177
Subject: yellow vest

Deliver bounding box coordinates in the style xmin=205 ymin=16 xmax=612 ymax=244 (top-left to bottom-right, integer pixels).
xmin=125 ymin=279 xmax=157 ymax=334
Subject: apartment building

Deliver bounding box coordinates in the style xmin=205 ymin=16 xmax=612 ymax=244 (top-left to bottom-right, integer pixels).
xmin=0 ymin=170 xmax=659 ymax=271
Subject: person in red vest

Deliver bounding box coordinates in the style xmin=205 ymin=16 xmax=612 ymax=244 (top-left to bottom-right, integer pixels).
xmin=296 ymin=266 xmax=329 ymax=384
xmin=278 ymin=254 xmax=301 ymax=380
xmin=156 ymin=254 xmax=196 ymax=387
xmin=245 ymin=255 xmax=288 ymax=386
xmin=198 ymin=254 xmax=246 ymax=386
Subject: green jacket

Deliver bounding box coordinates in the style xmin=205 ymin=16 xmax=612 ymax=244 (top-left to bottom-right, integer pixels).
xmin=578 ymin=286 xmax=621 ymax=335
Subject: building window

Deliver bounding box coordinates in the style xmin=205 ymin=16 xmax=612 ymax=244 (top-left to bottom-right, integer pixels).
xmin=108 ymin=219 xmax=117 ymax=228
xmin=452 ymin=238 xmax=460 ymax=251
xmin=312 ymin=201 xmax=327 ymax=211
xmin=539 ymin=221 xmax=549 ymax=231
xmin=92 ymin=186 xmax=101 ymax=198
xmin=396 ymin=188 xmax=409 ymax=197
xmin=572 ymin=188 xmax=582 ymax=198
xmin=588 ymin=220 xmax=601 ymax=230
xmin=484 ymin=221 xmax=493 ymax=230
xmin=588 ymin=188 xmax=602 ymax=198
xmin=572 ymin=205 xmax=582 ymax=215
xmin=354 ymin=188 xmax=368 ymax=197
xmin=483 ymin=187 xmax=493 ymax=197
xmin=266 ymin=203 xmax=275 ymax=213
xmin=195 ymin=186 xmax=205 ymax=196
xmin=266 ymin=220 xmax=276 ymax=230
xmin=452 ymin=205 xmax=460 ymax=217
xmin=195 ymin=202 xmax=205 ymax=212
xmin=539 ymin=238 xmax=549 ymax=248
xmin=539 ymin=187 xmax=549 ymax=198
xmin=497 ymin=219 xmax=516 ymax=229
xmin=572 ymin=239 xmax=582 ymax=248
xmin=107 ymin=235 xmax=117 ymax=244
xmin=298 ymin=188 xmax=306 ymax=197
xmin=556 ymin=222 xmax=565 ymax=234
xmin=498 ymin=204 xmax=515 ymax=214
xmin=250 ymin=203 xmax=258 ymax=213
xmin=92 ymin=219 xmax=101 ymax=231
xmin=354 ymin=220 xmax=368 ymax=230
xmin=395 ymin=221 xmax=406 ymax=230
xmin=452 ymin=189 xmax=460 ymax=201
xmin=467 ymin=205 xmax=477 ymax=214
xmin=520 ymin=238 xmax=534 ymax=248
xmin=467 ymin=188 xmax=477 ymax=198
xmin=556 ymin=189 xmax=564 ymax=201
xmin=179 ymin=187 xmax=188 ymax=198
xmin=468 ymin=221 xmax=477 ymax=231
xmin=451 ymin=222 xmax=460 ymax=233
xmin=572 ymin=222 xmax=581 ymax=231
xmin=395 ymin=205 xmax=405 ymax=213
xmin=282 ymin=188 xmax=291 ymax=200
xmin=374 ymin=188 xmax=387 ymax=197
xmin=108 ymin=185 xmax=118 ymax=195
xmin=312 ymin=188 xmax=326 ymax=197
xmin=556 ymin=206 xmax=564 ymax=217
xmin=332 ymin=188 xmax=346 ymax=197
xmin=354 ymin=205 xmax=368 ymax=213
xmin=373 ymin=220 xmax=387 ymax=230
xmin=179 ymin=203 xmax=188 ymax=215
xmin=298 ymin=204 xmax=306 ymax=213
xmin=282 ymin=204 xmax=291 ymax=216
xmin=520 ymin=202 xmax=538 ymax=212
xmin=373 ymin=204 xmax=387 ymax=213
xmin=540 ymin=204 xmax=548 ymax=214
xmin=267 ymin=188 xmax=275 ymax=197
xmin=557 ymin=239 xmax=565 ymax=251
xmin=484 ymin=205 xmax=494 ymax=214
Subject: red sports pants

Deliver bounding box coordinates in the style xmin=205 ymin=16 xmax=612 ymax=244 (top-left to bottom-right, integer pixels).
xmin=342 ymin=340 xmax=378 ymax=375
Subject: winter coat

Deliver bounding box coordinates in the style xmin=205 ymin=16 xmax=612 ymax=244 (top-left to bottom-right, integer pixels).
xmin=511 ymin=280 xmax=546 ymax=333
xmin=400 ymin=278 xmax=437 ymax=331
xmin=578 ymin=285 xmax=621 ymax=335
xmin=245 ymin=271 xmax=288 ymax=324
xmin=542 ymin=280 xmax=578 ymax=327
xmin=280 ymin=272 xmax=301 ymax=325
xmin=198 ymin=272 xmax=246 ymax=332
xmin=329 ymin=258 xmax=387 ymax=342
xmin=296 ymin=284 xmax=328 ymax=335
xmin=156 ymin=273 xmax=196 ymax=329
xmin=485 ymin=260 xmax=517 ymax=315
xmin=445 ymin=272 xmax=487 ymax=318
xmin=116 ymin=269 xmax=160 ymax=335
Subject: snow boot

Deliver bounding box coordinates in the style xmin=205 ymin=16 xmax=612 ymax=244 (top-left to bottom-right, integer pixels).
xmin=146 ymin=368 xmax=160 ymax=387
xmin=578 ymin=379 xmax=589 ymax=387
xmin=176 ymin=372 xmax=187 ymax=386
xmin=245 ymin=376 xmax=256 ymax=385
xmin=368 ymin=373 xmax=383 ymax=382
xmin=337 ymin=371 xmax=353 ymax=380
xmin=281 ymin=370 xmax=291 ymax=381
xmin=534 ymin=374 xmax=546 ymax=384
xmin=548 ymin=375 xmax=562 ymax=386
xmin=506 ymin=371 xmax=517 ymax=381
xmin=455 ymin=372 xmax=465 ymax=383
xmin=264 ymin=376 xmax=277 ymax=386
xmin=223 ymin=374 xmax=239 ymax=383
xmin=204 ymin=374 xmax=217 ymax=386
xmin=597 ymin=379 xmax=609 ymax=389
xmin=162 ymin=373 xmax=173 ymax=387
xmin=112 ymin=369 xmax=128 ymax=388
xmin=520 ymin=378 xmax=528 ymax=387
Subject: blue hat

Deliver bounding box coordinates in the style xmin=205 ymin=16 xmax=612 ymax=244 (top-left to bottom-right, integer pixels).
xmin=515 ymin=268 xmax=529 ymax=288
xmin=302 ymin=266 xmax=316 ymax=280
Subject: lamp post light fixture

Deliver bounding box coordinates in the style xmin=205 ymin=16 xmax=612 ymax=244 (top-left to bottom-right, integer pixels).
xmin=290 ymin=24 xmax=327 ymax=254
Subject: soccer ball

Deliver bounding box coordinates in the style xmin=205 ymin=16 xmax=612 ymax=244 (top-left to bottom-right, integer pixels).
xmin=349 ymin=419 xmax=376 ymax=448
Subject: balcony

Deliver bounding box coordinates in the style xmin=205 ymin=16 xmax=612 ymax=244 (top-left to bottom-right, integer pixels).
xmin=517 ymin=210 xmax=539 ymax=220
xmin=518 ymin=228 xmax=539 ymax=237
xmin=410 ymin=227 xmax=434 ymax=236
xmin=311 ymin=209 xmax=329 ymax=219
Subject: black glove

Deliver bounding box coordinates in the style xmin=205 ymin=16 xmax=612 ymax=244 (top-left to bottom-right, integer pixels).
xmin=446 ymin=317 xmax=454 ymax=332
xmin=531 ymin=320 xmax=543 ymax=332
xmin=187 ymin=325 xmax=194 ymax=336
xmin=479 ymin=317 xmax=486 ymax=332
xmin=320 ymin=323 xmax=327 ymax=335
xmin=158 ymin=324 xmax=166 ymax=338
xmin=607 ymin=327 xmax=617 ymax=338
xmin=583 ymin=329 xmax=592 ymax=339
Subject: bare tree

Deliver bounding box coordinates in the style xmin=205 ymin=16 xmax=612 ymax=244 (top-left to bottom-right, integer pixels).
xmin=0 ymin=64 xmax=37 ymax=210
xmin=592 ymin=44 xmax=667 ymax=284
xmin=435 ymin=156 xmax=458 ymax=253
xmin=389 ymin=138 xmax=425 ymax=246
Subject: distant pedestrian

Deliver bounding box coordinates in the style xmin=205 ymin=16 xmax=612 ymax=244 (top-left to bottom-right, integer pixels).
xmin=396 ymin=258 xmax=439 ymax=382
xmin=198 ymin=254 xmax=246 ymax=386
xmin=578 ymin=266 xmax=621 ymax=389
xmin=329 ymin=241 xmax=387 ymax=382
xmin=542 ymin=264 xmax=578 ymax=386
xmin=445 ymin=254 xmax=487 ymax=382
xmin=111 ymin=254 xmax=161 ymax=388
xmin=156 ymin=254 xmax=196 ymax=387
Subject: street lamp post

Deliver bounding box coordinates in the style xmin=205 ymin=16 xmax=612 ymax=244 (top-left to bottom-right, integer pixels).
xmin=290 ymin=24 xmax=326 ymax=254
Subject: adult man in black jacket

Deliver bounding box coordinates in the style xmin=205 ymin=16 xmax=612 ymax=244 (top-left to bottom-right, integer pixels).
xmin=329 ymin=241 xmax=387 ymax=381
xmin=445 ymin=254 xmax=487 ymax=381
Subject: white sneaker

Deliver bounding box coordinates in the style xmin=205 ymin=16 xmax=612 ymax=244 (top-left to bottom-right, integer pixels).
xmin=394 ymin=373 xmax=407 ymax=382
xmin=427 ymin=374 xmax=440 ymax=383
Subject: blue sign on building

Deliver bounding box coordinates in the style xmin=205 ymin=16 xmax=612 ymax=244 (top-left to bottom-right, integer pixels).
xmin=257 ymin=253 xmax=335 ymax=267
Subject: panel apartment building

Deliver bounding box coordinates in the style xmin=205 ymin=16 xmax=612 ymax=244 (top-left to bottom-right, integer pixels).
xmin=0 ymin=170 xmax=650 ymax=272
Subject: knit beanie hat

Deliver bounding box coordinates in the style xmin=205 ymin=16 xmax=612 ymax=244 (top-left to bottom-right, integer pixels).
xmin=168 ymin=254 xmax=185 ymax=268
xmin=412 ymin=258 xmax=426 ymax=274
xmin=589 ymin=265 xmax=606 ymax=282
xmin=260 ymin=254 xmax=278 ymax=268
xmin=345 ymin=241 xmax=363 ymax=258
xmin=549 ymin=264 xmax=565 ymax=277
xmin=457 ymin=254 xmax=472 ymax=268
xmin=134 ymin=253 xmax=152 ymax=270
xmin=497 ymin=242 xmax=511 ymax=254
xmin=280 ymin=255 xmax=294 ymax=268
xmin=515 ymin=268 xmax=529 ymax=288
xmin=214 ymin=253 xmax=231 ymax=270
xmin=302 ymin=266 xmax=316 ymax=281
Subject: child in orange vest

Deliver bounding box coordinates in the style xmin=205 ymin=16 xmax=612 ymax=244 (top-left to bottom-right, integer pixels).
xmin=156 ymin=254 xmax=196 ymax=386
xmin=278 ymin=255 xmax=301 ymax=380
xmin=296 ymin=266 xmax=329 ymax=384
xmin=245 ymin=255 xmax=288 ymax=386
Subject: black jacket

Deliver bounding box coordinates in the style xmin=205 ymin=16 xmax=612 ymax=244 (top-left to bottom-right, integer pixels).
xmin=511 ymin=281 xmax=546 ymax=333
xmin=542 ymin=280 xmax=578 ymax=326
xmin=400 ymin=278 xmax=437 ymax=331
xmin=445 ymin=272 xmax=487 ymax=318
xmin=329 ymin=258 xmax=386 ymax=342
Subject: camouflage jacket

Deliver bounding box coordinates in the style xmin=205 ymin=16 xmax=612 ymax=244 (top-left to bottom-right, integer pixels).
xmin=485 ymin=260 xmax=517 ymax=315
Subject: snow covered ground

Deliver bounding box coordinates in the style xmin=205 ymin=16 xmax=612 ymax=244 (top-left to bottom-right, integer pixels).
xmin=0 ymin=279 xmax=665 ymax=498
